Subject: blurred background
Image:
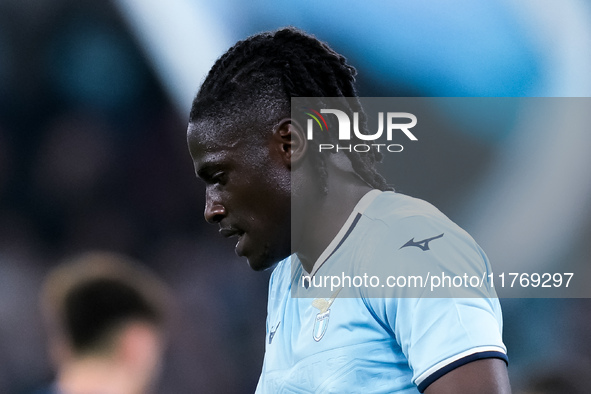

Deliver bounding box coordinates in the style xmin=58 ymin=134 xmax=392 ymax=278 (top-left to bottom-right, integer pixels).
xmin=1 ymin=0 xmax=590 ymax=392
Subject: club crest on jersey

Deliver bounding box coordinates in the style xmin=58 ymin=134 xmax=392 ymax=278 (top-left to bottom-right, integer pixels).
xmin=311 ymin=287 xmax=342 ymax=342
xmin=313 ymin=310 xmax=330 ymax=341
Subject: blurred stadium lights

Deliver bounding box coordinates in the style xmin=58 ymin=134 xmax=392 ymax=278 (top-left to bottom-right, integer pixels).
xmin=112 ymin=0 xmax=232 ymax=116
xmin=465 ymin=0 xmax=591 ymax=274
xmin=506 ymin=0 xmax=591 ymax=97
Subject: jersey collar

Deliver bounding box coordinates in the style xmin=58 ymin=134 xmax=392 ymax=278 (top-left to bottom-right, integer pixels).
xmin=308 ymin=189 xmax=382 ymax=277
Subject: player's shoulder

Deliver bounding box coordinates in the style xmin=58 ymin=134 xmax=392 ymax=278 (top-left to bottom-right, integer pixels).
xmin=364 ymin=191 xmax=448 ymax=223
xmin=362 ymin=191 xmax=469 ymax=240
xmin=356 ymin=191 xmax=487 ymax=274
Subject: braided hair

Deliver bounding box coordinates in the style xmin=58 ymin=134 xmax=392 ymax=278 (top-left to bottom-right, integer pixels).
xmin=189 ymin=27 xmax=392 ymax=193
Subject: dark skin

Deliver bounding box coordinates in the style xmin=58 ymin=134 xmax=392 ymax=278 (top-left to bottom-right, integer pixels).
xmin=285 ymin=119 xmax=373 ymax=272
xmin=188 ymin=117 xmax=511 ymax=393
xmin=187 ymin=117 xmax=292 ymax=271
xmin=425 ymin=358 xmax=511 ymax=394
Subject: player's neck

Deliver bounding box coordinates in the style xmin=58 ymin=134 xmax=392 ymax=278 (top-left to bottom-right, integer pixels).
xmin=297 ymin=173 xmax=372 ymax=273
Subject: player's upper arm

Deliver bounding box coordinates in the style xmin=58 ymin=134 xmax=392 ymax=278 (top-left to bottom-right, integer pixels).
xmin=424 ymin=358 xmax=511 ymax=394
xmin=364 ymin=214 xmax=508 ymax=391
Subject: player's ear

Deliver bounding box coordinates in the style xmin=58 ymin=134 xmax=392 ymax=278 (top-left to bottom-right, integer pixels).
xmin=273 ymin=118 xmax=307 ymax=168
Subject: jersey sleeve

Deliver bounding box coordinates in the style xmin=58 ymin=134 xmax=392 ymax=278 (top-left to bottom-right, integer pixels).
xmin=389 ymin=296 xmax=507 ymax=392
xmin=364 ymin=213 xmax=507 ymax=392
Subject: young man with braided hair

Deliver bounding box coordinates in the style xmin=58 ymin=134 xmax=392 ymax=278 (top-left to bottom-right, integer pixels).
xmin=187 ymin=27 xmax=511 ymax=393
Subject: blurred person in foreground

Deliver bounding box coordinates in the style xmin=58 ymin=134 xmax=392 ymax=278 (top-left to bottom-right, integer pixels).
xmin=37 ymin=252 xmax=172 ymax=394
xmin=187 ymin=27 xmax=510 ymax=393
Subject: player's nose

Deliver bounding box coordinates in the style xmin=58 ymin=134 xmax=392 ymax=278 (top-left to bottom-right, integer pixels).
xmin=204 ymin=194 xmax=226 ymax=224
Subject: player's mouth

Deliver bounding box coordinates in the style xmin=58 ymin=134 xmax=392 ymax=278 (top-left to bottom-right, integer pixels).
xmin=219 ymin=227 xmax=247 ymax=256
xmin=219 ymin=227 xmax=243 ymax=238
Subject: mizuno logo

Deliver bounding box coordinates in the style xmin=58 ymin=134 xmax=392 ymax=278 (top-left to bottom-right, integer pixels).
xmin=269 ymin=321 xmax=281 ymax=344
xmin=400 ymin=233 xmax=444 ymax=251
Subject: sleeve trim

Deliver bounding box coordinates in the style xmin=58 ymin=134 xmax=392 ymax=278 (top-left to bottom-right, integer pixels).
xmin=416 ymin=346 xmax=508 ymax=393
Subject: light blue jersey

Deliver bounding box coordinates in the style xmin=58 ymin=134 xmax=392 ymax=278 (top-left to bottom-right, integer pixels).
xmin=256 ymin=190 xmax=507 ymax=393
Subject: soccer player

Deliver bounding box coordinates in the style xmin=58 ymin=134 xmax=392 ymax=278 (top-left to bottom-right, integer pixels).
xmin=187 ymin=27 xmax=511 ymax=393
xmin=38 ymin=252 xmax=172 ymax=394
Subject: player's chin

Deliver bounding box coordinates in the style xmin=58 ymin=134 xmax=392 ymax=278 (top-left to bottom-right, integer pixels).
xmin=244 ymin=248 xmax=286 ymax=272
xmin=240 ymin=237 xmax=290 ymax=271
xmin=245 ymin=255 xmax=277 ymax=272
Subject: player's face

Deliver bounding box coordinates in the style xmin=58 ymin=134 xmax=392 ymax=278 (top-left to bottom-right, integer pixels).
xmin=187 ymin=120 xmax=292 ymax=271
